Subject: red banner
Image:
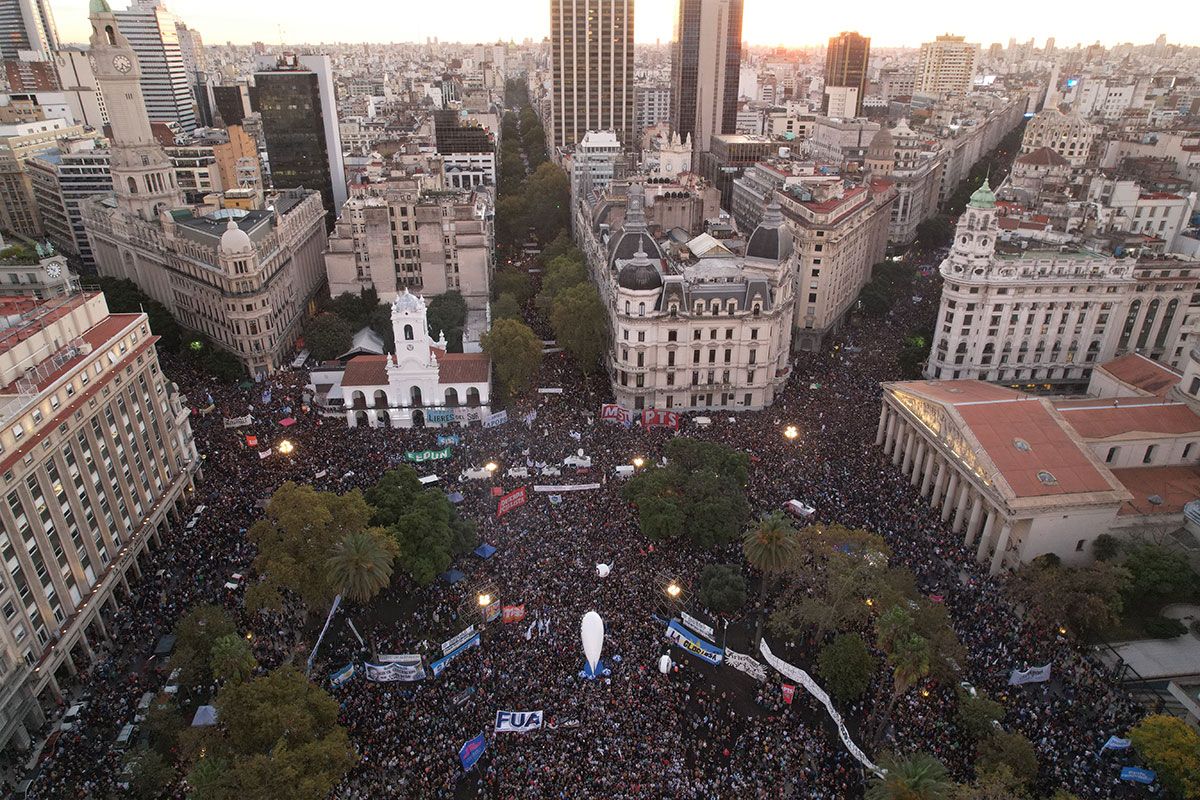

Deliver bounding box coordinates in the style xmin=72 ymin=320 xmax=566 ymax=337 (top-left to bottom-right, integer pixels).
xmin=600 ymin=403 xmax=633 ymax=427
xmin=245 ymin=435 xmax=258 ymax=447
xmin=502 ymin=604 xmax=526 ymax=623
xmin=641 ymin=409 xmax=680 ymax=429
xmin=497 ymin=487 xmax=527 ymax=517
xmin=782 ymin=684 xmax=795 ymax=705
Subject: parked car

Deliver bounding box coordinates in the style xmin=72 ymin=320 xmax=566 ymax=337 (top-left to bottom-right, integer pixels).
xmin=59 ymin=702 xmax=87 ymax=732
xmin=784 ymin=499 xmax=816 ymax=519
xmin=134 ymin=692 xmax=155 ymax=723
xmin=505 ymin=466 xmax=530 ymax=478
xmin=563 ymin=454 xmax=592 ymax=469
xmin=114 ymin=722 xmax=136 ymax=750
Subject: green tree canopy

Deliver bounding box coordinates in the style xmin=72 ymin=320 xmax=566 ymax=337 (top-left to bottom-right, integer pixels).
xmin=957 ymin=692 xmax=1005 ymax=740
xmin=365 ymin=467 xmax=477 ymax=586
xmin=867 ymin=752 xmax=956 ymax=800
xmin=491 ymin=292 xmax=524 ymax=321
xmin=426 ymin=291 xmax=468 ymax=352
xmin=975 ymin=731 xmax=1039 ymax=787
xmin=1122 ymin=544 xmax=1196 ymax=600
xmin=493 ymin=268 xmax=534 ymax=303
xmin=1009 ymin=558 xmax=1130 ymax=637
xmin=210 ymin=633 xmax=258 ymax=685
xmin=481 ymin=318 xmax=542 ymax=400
xmin=326 ymin=529 xmax=398 ymax=602
xmin=697 ymin=564 xmax=746 ymax=614
xmin=536 ymin=255 xmax=587 ymax=312
xmin=817 ymin=633 xmax=878 ymax=703
xmin=171 ymin=604 xmax=236 ymax=689
xmin=302 ymin=313 xmax=354 ymax=361
xmin=247 ymin=483 xmax=374 ymax=614
xmin=550 ymin=282 xmax=607 ymax=373
xmin=622 ymin=438 xmax=751 ymax=549
xmin=210 ymin=667 xmax=356 ymax=800
xmin=1129 ymin=714 xmax=1200 ymax=799
xmin=124 ymin=746 xmax=176 ymax=799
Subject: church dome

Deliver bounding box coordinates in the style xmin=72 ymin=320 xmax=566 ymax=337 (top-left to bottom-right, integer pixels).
xmin=617 ymin=249 xmax=663 ymax=291
xmin=746 ymin=202 xmax=793 ymax=263
xmin=968 ymin=179 xmax=996 ymax=209
xmin=219 ymin=219 xmax=253 ymax=255
xmin=89 ymin=0 xmax=112 ymax=13
xmin=866 ymin=127 xmax=894 ymax=161
xmin=607 ymin=182 xmax=664 ymax=267
xmin=392 ymin=287 xmax=426 ymax=314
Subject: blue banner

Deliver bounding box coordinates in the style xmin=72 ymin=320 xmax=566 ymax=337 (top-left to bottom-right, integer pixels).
xmin=426 ymin=408 xmax=456 ymax=424
xmin=430 ymin=633 xmax=481 ymax=676
xmin=459 ymin=732 xmax=487 ymax=771
xmin=329 ymin=662 xmax=355 ymax=686
xmin=664 ymin=620 xmax=723 ymax=665
xmin=1099 ymin=735 xmax=1131 ymax=754
xmin=1120 ymin=767 xmax=1156 ymax=784
xmin=437 ymin=433 xmax=461 ymax=446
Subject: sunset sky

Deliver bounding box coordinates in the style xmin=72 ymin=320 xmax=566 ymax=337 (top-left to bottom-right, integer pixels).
xmin=52 ymin=0 xmax=1194 ymax=49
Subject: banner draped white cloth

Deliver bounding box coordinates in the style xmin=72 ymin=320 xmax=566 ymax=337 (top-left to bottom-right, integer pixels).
xmin=759 ymin=639 xmax=885 ymax=777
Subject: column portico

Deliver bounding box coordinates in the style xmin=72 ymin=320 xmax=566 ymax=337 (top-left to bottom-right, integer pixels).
xmin=964 ymin=499 xmax=985 ymax=547
xmin=952 ymin=484 xmax=970 ymax=533
xmin=940 ymin=472 xmax=960 ymax=519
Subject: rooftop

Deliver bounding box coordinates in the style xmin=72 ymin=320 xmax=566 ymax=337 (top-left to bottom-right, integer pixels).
xmin=1111 ymin=465 xmax=1200 ymax=516
xmin=1092 ymin=353 xmax=1180 ymax=397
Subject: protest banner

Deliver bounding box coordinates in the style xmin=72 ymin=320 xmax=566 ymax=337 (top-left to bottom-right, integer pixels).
xmin=641 ymin=409 xmax=680 ymax=429
xmin=497 ymin=487 xmax=527 ymax=517
xmin=664 ymin=620 xmax=723 ymax=665
xmin=495 ymin=710 xmax=544 ymax=733
xmin=502 ymin=604 xmax=526 ymax=623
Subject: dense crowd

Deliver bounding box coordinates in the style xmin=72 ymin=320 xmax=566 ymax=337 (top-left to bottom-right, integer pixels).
xmin=25 ymin=259 xmax=1151 ymax=800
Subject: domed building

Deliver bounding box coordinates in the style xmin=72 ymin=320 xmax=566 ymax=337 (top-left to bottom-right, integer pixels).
xmin=576 ymin=180 xmax=796 ymax=412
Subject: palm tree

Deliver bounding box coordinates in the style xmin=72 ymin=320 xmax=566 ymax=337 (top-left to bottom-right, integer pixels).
xmin=866 ymin=752 xmax=956 ymax=800
xmin=875 ymin=604 xmax=914 ymax=653
xmin=326 ymin=530 xmax=397 ymax=603
xmin=873 ymin=632 xmax=931 ymax=748
xmin=209 ymin=633 xmax=257 ymax=684
xmin=743 ymin=512 xmax=800 ymax=647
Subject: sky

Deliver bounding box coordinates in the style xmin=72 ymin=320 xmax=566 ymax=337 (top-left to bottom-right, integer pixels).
xmin=52 ymin=0 xmax=1195 ymax=49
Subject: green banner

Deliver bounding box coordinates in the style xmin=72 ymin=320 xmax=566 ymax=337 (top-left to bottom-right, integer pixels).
xmin=406 ymin=447 xmax=452 ymax=462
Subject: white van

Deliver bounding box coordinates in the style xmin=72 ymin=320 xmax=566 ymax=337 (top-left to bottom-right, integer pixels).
xmin=134 ymin=692 xmax=155 ymax=723
xmin=115 ymin=722 xmax=136 ymax=749
xmin=613 ymin=465 xmax=634 ymax=479
xmin=563 ymin=454 xmax=592 ymax=469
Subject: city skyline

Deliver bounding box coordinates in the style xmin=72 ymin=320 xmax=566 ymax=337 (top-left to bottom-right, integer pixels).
xmin=50 ymin=0 xmax=1197 ymax=49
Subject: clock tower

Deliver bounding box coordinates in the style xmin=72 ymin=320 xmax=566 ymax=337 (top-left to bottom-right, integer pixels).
xmin=88 ymin=0 xmax=183 ymax=220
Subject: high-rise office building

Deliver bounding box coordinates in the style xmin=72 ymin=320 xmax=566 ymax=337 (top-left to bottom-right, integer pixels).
xmin=112 ymin=0 xmax=196 ymax=133
xmin=0 ymin=0 xmax=59 ymax=59
xmin=53 ymin=48 xmax=109 ymax=129
xmin=0 ymin=290 xmax=198 ymax=753
xmin=549 ymin=0 xmax=634 ymax=152
xmin=28 ymin=138 xmax=112 ymax=266
xmin=669 ymin=0 xmax=742 ymax=154
xmin=915 ymin=34 xmax=979 ymax=96
xmin=823 ymin=31 xmax=870 ymax=117
xmin=252 ymin=53 xmax=346 ymax=231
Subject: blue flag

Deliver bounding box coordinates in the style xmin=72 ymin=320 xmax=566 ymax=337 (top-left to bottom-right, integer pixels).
xmin=1099 ymin=735 xmax=1131 ymax=754
xmin=1120 ymin=767 xmax=1156 ymax=784
xmin=459 ymin=732 xmax=487 ymax=771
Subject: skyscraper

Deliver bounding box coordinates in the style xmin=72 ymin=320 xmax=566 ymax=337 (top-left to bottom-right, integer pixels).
xmin=0 ymin=0 xmax=59 ymax=59
xmin=670 ymin=0 xmax=742 ymax=154
xmin=915 ymin=34 xmax=979 ymax=96
xmin=113 ymin=0 xmax=196 ymax=133
xmin=251 ymin=53 xmax=346 ymax=231
xmin=823 ymin=31 xmax=870 ymax=117
xmin=549 ymin=0 xmax=634 ymax=152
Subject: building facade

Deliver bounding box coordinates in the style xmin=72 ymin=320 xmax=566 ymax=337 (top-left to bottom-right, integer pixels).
xmin=113 ymin=0 xmax=196 ymax=134
xmin=0 ymin=291 xmax=198 ymax=754
xmin=549 ymin=0 xmax=634 ymax=151
xmin=0 ymin=0 xmax=58 ymax=59
xmin=669 ymin=0 xmax=742 ymax=155
xmin=915 ymin=34 xmax=979 ymax=96
xmin=27 ymin=140 xmax=112 ymax=266
xmin=1020 ymin=109 xmax=1099 ymax=169
xmin=823 ymin=31 xmax=870 ymax=117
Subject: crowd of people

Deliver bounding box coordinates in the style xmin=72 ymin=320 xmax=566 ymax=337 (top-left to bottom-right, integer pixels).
xmin=26 ymin=256 xmax=1154 ymax=800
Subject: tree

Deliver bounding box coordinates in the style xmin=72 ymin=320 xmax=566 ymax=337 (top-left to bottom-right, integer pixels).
xmin=493 ymin=268 xmax=534 ymax=303
xmin=1122 ymin=544 xmax=1196 ymax=601
xmin=143 ymin=695 xmax=184 ymax=758
xmin=210 ymin=634 xmax=258 ymax=685
xmin=247 ymin=483 xmax=374 ymax=615
xmin=366 ymin=467 xmax=477 ymax=587
xmin=210 ymin=667 xmax=356 ymax=800
xmin=697 ymin=564 xmax=746 ymax=614
xmin=1009 ymin=559 xmax=1130 ymax=637
xmin=426 ymin=291 xmax=468 ymax=352
xmin=536 ymin=255 xmax=587 ymax=312
xmin=491 ymin=292 xmax=523 ymax=321
xmin=915 ymin=215 xmax=953 ymax=249
xmin=744 ymin=512 xmax=800 ymax=647
xmin=975 ymin=731 xmax=1038 ymax=786
xmin=550 ymin=283 xmax=607 ymax=373
xmin=97 ymin=276 xmax=182 ymax=351
xmin=481 ymin=318 xmax=542 ymax=400
xmin=302 ymin=313 xmax=353 ymax=361
xmin=494 ymin=195 xmax=528 ymax=251
xmin=1092 ymin=533 xmax=1121 ymax=561
xmin=817 ymin=633 xmax=878 ymax=702
xmin=538 ymin=231 xmax=581 ymax=266
xmin=957 ymin=693 xmax=1005 ymax=740
xmin=866 ymin=752 xmax=956 ymax=800
xmin=522 ymin=162 xmax=570 ymax=241
xmin=171 ymin=605 xmax=236 ymax=689
xmin=873 ymin=605 xmax=931 ymax=747
xmin=898 ymin=332 xmax=930 ymax=379
xmin=187 ymin=755 xmax=234 ymax=800
xmin=326 ymin=529 xmax=398 ymax=603
xmin=124 ymin=746 xmax=176 ymax=799
xmin=954 ymin=765 xmax=1030 ymax=800
xmin=1129 ymin=714 xmax=1200 ymax=799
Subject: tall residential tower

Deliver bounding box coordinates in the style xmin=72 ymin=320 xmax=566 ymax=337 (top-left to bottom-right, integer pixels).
xmin=549 ymin=0 xmax=635 ymax=151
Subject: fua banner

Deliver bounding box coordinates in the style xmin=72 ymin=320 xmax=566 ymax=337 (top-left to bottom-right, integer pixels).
xmin=680 ymin=612 xmax=715 ymax=641
xmin=1008 ymin=663 xmax=1052 ymax=686
xmin=664 ymin=620 xmax=723 ymax=665
xmin=724 ymin=647 xmax=767 ymax=682
xmin=405 ymin=447 xmax=452 ymax=462
xmin=494 ymin=710 xmax=543 ymax=733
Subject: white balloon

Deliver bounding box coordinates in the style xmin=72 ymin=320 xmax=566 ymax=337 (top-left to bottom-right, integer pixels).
xmin=658 ymin=654 xmax=671 ymax=674
xmin=595 ymin=563 xmax=612 ymax=578
xmin=581 ymin=611 xmax=604 ymax=673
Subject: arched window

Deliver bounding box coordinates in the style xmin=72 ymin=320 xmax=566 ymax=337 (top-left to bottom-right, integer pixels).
xmin=445 ymin=388 xmax=459 ymax=407
xmin=638 ymin=302 xmax=645 ymax=316
xmin=404 ymin=324 xmax=414 ymax=341
xmin=624 ymin=301 xmax=630 ymax=314
xmin=410 ymin=386 xmax=423 ymax=407
xmin=105 ymin=26 xmax=116 ymax=45
xmin=373 ymin=389 xmax=387 ymax=407
xmin=466 ymin=387 xmax=481 ymax=407
xmin=127 ymin=177 xmax=137 ymax=194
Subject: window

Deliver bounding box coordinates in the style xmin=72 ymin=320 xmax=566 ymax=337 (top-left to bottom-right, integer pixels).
xmin=1143 ymin=445 xmax=1156 ymax=464
xmin=667 ymin=330 xmax=677 ymax=342
xmin=1185 ymin=443 xmax=1195 ymax=460
xmin=1105 ymin=447 xmax=1118 ymax=464
xmin=1075 ymin=539 xmax=1086 ymax=552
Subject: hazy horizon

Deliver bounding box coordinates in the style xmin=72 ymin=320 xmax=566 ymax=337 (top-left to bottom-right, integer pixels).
xmin=51 ymin=0 xmax=1197 ymax=51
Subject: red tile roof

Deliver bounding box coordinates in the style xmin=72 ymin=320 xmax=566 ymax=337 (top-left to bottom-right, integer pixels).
xmin=957 ymin=400 xmax=1113 ymax=498
xmin=1091 ymin=353 xmax=1180 ymax=397
xmin=435 ymin=350 xmax=490 ymax=384
xmin=1016 ymin=146 xmax=1070 ymax=167
xmin=1054 ymin=402 xmax=1200 ymax=439
xmin=1110 ymin=465 xmax=1200 ymax=515
xmin=891 ymin=379 xmax=1024 ymax=405
xmin=341 ymin=354 xmax=388 ymax=387
xmin=0 ymin=311 xmax=140 ymax=393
